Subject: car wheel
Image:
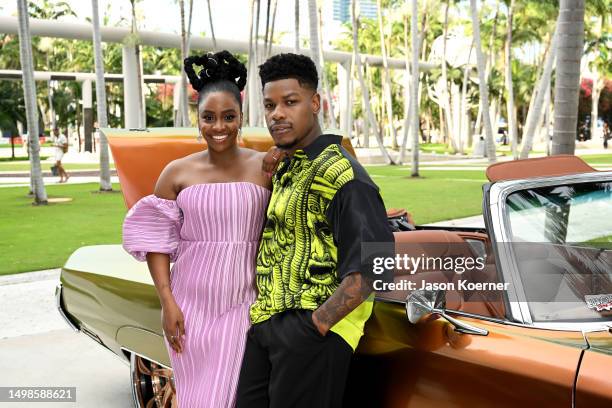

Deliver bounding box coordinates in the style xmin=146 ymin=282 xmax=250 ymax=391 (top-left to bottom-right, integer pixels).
xmin=130 ymin=353 xmax=176 ymax=407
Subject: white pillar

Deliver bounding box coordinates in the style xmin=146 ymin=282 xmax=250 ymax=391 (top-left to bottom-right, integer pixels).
xmin=338 ymin=60 xmax=352 ymax=136
xmin=82 ymin=79 xmax=93 ymax=152
xmin=122 ymin=44 xmax=144 ymax=128
xmin=173 ymin=78 xmax=182 ymax=126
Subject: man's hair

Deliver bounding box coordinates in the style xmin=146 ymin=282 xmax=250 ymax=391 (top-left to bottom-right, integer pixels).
xmin=259 ymin=53 xmax=318 ymax=91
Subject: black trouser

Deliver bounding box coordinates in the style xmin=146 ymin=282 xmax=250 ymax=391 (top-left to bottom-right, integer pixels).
xmin=235 ymin=309 xmax=353 ymax=408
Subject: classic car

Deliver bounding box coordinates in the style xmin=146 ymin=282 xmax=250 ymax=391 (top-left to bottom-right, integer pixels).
xmin=55 ymin=128 xmax=612 ymax=407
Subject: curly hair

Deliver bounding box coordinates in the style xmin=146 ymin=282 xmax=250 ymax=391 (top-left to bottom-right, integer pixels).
xmin=184 ymin=50 xmax=247 ymax=109
xmin=258 ymin=53 xmax=318 ymax=91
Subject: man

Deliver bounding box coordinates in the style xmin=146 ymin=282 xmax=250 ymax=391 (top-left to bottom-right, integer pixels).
xmin=236 ymin=53 xmax=394 ymax=407
xmin=53 ymin=127 xmax=70 ymax=183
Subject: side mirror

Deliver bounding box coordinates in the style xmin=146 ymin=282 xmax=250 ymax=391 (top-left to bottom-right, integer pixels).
xmin=406 ymin=290 xmax=489 ymax=336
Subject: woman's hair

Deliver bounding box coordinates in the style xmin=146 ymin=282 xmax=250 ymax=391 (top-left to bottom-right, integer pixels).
xmin=184 ymin=50 xmax=247 ymax=109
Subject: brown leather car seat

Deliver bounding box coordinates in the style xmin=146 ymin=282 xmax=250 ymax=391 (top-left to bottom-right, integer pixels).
xmin=378 ymin=230 xmax=506 ymax=319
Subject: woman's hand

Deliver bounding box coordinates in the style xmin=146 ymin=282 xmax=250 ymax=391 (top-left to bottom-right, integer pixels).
xmin=262 ymin=146 xmax=287 ymax=178
xmin=161 ymin=299 xmax=186 ymax=354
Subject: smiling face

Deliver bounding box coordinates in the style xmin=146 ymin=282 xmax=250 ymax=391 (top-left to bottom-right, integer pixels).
xmin=263 ymin=78 xmax=320 ymax=151
xmin=198 ymin=90 xmax=242 ymax=153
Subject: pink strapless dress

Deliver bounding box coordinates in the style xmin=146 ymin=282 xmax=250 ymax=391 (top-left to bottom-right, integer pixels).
xmin=123 ymin=182 xmax=270 ymax=407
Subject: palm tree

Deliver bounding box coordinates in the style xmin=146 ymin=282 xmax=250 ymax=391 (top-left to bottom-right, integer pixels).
xmin=351 ymin=0 xmax=395 ymax=164
xmin=207 ymin=0 xmax=217 ymax=50
xmin=409 ymin=0 xmax=420 ymax=177
xmin=552 ymin=0 xmax=585 ymax=155
xmin=440 ymin=1 xmax=454 ymax=149
xmin=307 ymin=0 xmax=324 ymax=124
xmin=266 ymin=0 xmax=278 ymax=57
xmin=376 ymin=0 xmax=398 ymax=149
xmin=470 ymin=0 xmax=496 ymax=162
xmin=16 ymin=0 xmax=47 ymax=204
xmin=317 ymin=2 xmax=337 ymax=128
xmin=128 ymin=0 xmax=145 ymax=128
xmin=520 ymin=22 xmax=558 ymax=159
xmin=504 ymin=0 xmax=518 ymax=160
xmin=398 ymin=10 xmax=412 ymax=164
xmin=586 ymin=4 xmax=608 ymax=143
xmin=91 ymin=0 xmax=112 ymax=191
xmin=177 ymin=0 xmax=194 ymax=127
xmin=294 ymin=0 xmax=300 ymax=52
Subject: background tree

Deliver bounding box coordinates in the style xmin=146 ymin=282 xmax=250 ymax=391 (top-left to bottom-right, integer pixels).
xmin=16 ymin=0 xmax=47 ymax=204
xmin=470 ymin=0 xmax=497 ymax=162
xmin=91 ymin=0 xmax=112 ymax=191
xmin=351 ymin=0 xmax=395 ymax=163
xmin=552 ymin=0 xmax=585 ymax=155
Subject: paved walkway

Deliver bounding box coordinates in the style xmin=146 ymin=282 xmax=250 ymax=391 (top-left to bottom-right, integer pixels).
xmin=0 ymin=268 xmax=131 ymax=407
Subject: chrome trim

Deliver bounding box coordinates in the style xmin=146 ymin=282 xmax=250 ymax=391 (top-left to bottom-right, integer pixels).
xmin=79 ymin=326 xmax=130 ymax=366
xmin=54 ymin=283 xmax=79 ymax=332
xmin=121 ymin=346 xmax=172 ymax=371
xmin=487 ymin=171 xmax=612 ymax=326
xmin=129 ymin=353 xmax=140 ymax=408
xmin=56 ymin=283 xmax=129 ymax=366
xmin=377 ymin=296 xmax=612 ymax=333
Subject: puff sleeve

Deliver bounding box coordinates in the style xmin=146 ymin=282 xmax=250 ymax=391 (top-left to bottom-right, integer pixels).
xmin=122 ymin=195 xmax=183 ymax=262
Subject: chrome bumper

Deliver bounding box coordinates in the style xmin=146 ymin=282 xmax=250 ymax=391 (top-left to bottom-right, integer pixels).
xmin=55 ymin=283 xmax=79 ymax=332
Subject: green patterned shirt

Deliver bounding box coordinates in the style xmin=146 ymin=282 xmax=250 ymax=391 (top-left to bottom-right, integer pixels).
xmin=250 ymin=134 xmax=393 ymax=350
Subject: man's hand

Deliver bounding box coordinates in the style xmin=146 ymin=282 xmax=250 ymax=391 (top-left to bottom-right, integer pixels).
xmin=262 ymin=146 xmax=287 ymax=178
xmin=311 ymin=272 xmax=373 ymax=335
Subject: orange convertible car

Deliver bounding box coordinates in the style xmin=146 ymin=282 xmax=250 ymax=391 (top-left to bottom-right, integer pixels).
xmin=56 ymin=128 xmax=611 ymax=407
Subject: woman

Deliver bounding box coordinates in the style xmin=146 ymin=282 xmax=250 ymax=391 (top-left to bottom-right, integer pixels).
xmin=122 ymin=50 xmax=274 ymax=407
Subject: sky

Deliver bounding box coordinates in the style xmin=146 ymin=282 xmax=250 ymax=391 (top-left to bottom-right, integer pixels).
xmin=0 ymin=0 xmax=346 ymax=50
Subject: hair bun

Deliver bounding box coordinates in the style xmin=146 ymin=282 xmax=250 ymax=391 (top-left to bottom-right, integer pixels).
xmin=184 ymin=50 xmax=247 ymax=92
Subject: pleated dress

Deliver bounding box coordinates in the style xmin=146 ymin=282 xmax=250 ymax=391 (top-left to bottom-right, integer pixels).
xmin=122 ymin=182 xmax=270 ymax=407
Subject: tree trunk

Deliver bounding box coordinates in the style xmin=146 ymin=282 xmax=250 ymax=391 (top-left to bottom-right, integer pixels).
xmin=440 ymin=1 xmax=453 ymax=147
xmin=207 ymin=0 xmax=217 ymax=50
xmin=505 ymin=0 xmax=518 ymax=160
xmin=91 ymin=0 xmax=112 ymax=191
xmin=351 ymin=0 xmax=394 ymax=164
xmin=294 ymin=0 xmax=300 ymax=52
xmin=410 ymin=0 xmax=420 ymax=177
xmin=520 ymin=22 xmax=558 ymax=158
xmin=17 ymin=0 xmax=47 ymax=204
xmin=177 ymin=0 xmax=194 ymax=127
xmin=474 ymin=2 xmax=500 ymax=138
xmin=470 ymin=0 xmax=496 ymax=162
xmin=398 ymin=11 xmax=412 ymax=164
xmin=130 ymin=0 xmax=145 ymax=128
xmin=552 ymin=0 xmax=585 ymax=155
xmin=377 ymin=0 xmax=398 ymax=149
xmin=307 ymin=0 xmax=325 ymax=124
xmin=458 ymin=43 xmax=473 ymax=155
xmin=590 ymin=71 xmax=601 ymax=141
xmin=267 ymin=0 xmax=278 ymax=57
xmin=317 ymin=3 xmax=336 ymax=128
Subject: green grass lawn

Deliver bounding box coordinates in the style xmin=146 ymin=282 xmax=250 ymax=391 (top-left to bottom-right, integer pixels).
xmin=366 ymin=166 xmax=486 ymax=223
xmin=0 ymin=183 xmax=125 ymax=275
xmin=579 ymin=153 xmax=612 ymax=165
xmin=0 ymin=162 xmax=116 ymax=172
xmin=0 ymin=167 xmax=487 ymax=275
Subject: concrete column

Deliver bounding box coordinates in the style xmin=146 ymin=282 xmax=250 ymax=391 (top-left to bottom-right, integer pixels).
xmin=173 ymin=78 xmax=181 ymax=126
xmin=337 ymin=60 xmax=352 ymax=136
xmin=82 ymin=79 xmax=93 ymax=152
xmin=122 ymin=44 xmax=145 ymax=129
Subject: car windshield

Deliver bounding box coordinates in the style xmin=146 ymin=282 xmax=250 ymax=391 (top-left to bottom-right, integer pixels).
xmin=506 ymin=180 xmax=612 ymax=323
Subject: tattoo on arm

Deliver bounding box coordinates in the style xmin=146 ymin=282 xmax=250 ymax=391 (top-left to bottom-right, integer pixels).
xmin=313 ymin=273 xmax=373 ymax=333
